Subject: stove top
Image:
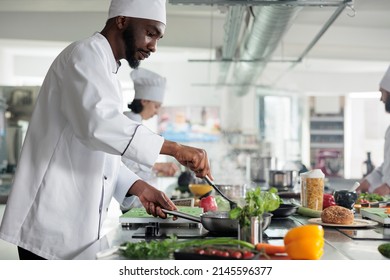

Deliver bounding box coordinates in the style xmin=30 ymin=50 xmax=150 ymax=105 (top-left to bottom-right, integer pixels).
xmin=127 ymin=223 xmax=206 ymax=239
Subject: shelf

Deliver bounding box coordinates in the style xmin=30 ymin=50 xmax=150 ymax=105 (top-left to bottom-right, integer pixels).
xmin=310 ymin=130 xmax=344 ymax=135
xmin=310 ymin=116 xmax=344 ymax=122
xmin=310 ymin=143 xmax=344 ymax=149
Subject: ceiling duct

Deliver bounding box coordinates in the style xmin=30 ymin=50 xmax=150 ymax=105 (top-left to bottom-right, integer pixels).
xmin=217 ymin=6 xmax=246 ymax=83
xmin=228 ymin=4 xmax=302 ymax=96
xmin=169 ymin=0 xmax=353 ymax=96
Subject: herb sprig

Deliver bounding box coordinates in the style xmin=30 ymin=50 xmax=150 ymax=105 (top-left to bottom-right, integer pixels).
xmin=229 ymin=187 xmax=280 ymax=227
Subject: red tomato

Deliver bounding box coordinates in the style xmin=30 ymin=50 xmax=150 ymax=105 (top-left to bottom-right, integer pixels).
xmin=205 ymin=248 xmax=217 ymax=255
xmin=195 ymin=248 xmax=205 ymax=255
xmin=199 ymin=196 xmax=218 ymax=212
xmin=230 ymin=251 xmax=243 ymax=259
xmin=242 ymin=250 xmax=255 ymax=259
xmin=215 ymin=250 xmax=230 ymax=258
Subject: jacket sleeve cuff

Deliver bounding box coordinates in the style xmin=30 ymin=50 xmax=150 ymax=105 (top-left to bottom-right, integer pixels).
xmin=114 ymin=164 xmax=141 ymax=207
xmin=122 ymin=125 xmax=164 ymax=168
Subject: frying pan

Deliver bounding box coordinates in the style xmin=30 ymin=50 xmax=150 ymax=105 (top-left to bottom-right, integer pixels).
xmin=162 ymin=209 xmax=273 ymax=234
xmin=270 ymin=203 xmax=298 ymax=218
xmin=162 ymin=209 xmax=238 ymax=233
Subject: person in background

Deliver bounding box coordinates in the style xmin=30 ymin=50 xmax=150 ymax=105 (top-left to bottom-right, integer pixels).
xmin=121 ymin=68 xmax=179 ymax=211
xmin=356 ymin=65 xmax=390 ymax=196
xmin=0 ymin=0 xmax=211 ymax=260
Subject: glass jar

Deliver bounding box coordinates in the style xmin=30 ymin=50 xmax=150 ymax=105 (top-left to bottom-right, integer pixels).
xmin=300 ymin=169 xmax=325 ymax=211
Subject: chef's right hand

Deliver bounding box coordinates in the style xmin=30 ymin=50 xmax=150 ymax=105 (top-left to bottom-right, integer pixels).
xmin=160 ymin=140 xmax=212 ymax=179
xmin=356 ymin=179 xmax=370 ymax=194
xmin=128 ymin=180 xmax=177 ymax=218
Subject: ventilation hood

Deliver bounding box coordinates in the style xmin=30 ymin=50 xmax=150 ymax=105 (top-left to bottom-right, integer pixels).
xmin=169 ymin=0 xmax=353 ymax=96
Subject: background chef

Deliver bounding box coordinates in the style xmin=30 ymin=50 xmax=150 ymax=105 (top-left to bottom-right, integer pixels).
xmin=122 ymin=67 xmax=180 ymax=211
xmin=357 ymin=65 xmax=390 ymax=196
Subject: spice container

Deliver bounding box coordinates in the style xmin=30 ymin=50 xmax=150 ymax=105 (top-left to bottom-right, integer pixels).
xmin=300 ymin=169 xmax=325 ymax=211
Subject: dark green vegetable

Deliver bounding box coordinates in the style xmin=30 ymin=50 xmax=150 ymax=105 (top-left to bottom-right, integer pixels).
xmin=121 ymin=236 xmax=255 ymax=259
xmin=378 ymin=243 xmax=390 ymax=258
xmin=229 ymin=187 xmax=280 ymax=227
xmin=358 ymin=192 xmax=384 ymax=202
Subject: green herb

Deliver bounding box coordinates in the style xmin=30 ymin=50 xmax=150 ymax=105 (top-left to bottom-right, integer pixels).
xmin=229 ymin=187 xmax=280 ymax=227
xmin=121 ymin=236 xmax=254 ymax=259
xmin=358 ymin=192 xmax=385 ymax=202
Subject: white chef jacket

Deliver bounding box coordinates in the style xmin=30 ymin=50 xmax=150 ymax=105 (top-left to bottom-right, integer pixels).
xmin=366 ymin=125 xmax=390 ymax=192
xmin=121 ymin=111 xmax=157 ymax=209
xmin=0 ymin=33 xmax=164 ymax=260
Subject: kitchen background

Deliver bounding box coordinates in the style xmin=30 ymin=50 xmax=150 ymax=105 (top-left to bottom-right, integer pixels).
xmin=0 ymin=0 xmax=390 ymax=259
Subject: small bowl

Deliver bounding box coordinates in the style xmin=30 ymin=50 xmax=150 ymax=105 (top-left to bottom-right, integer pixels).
xmin=188 ymin=184 xmax=213 ymax=197
xmin=334 ymin=190 xmax=358 ymax=210
xmin=270 ymin=204 xmax=298 ymax=218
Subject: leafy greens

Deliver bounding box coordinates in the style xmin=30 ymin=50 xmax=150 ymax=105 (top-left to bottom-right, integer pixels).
xmin=229 ymin=187 xmax=280 ymax=227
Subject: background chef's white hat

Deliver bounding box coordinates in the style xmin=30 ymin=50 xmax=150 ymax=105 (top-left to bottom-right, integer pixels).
xmin=380 ymin=65 xmax=390 ymax=92
xmin=131 ymin=68 xmax=167 ymax=103
xmin=108 ymin=0 xmax=166 ymax=25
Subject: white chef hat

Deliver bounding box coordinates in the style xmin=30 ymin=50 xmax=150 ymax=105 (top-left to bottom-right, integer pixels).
xmin=108 ymin=0 xmax=167 ymax=25
xmin=380 ymin=65 xmax=390 ymax=92
xmin=131 ymin=68 xmax=167 ymax=103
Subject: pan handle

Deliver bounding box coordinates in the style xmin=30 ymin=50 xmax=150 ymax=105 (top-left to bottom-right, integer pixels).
xmin=162 ymin=209 xmax=201 ymax=223
xmin=204 ymin=175 xmax=237 ymax=209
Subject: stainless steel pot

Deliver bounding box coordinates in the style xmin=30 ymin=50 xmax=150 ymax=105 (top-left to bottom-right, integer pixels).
xmin=268 ymin=170 xmax=295 ymax=188
xmin=247 ymin=155 xmax=277 ymax=182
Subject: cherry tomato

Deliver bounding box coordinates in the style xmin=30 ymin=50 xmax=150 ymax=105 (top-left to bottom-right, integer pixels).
xmin=195 ymin=248 xmax=205 ymax=255
xmin=215 ymin=250 xmax=230 ymax=258
xmin=205 ymin=248 xmax=217 ymax=255
xmin=242 ymin=250 xmax=255 ymax=259
xmin=230 ymin=251 xmax=243 ymax=259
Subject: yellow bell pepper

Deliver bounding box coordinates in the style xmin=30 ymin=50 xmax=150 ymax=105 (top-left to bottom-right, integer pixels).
xmin=284 ymin=225 xmax=324 ymax=260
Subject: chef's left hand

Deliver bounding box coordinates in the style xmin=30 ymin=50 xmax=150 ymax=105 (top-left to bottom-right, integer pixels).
xmin=128 ymin=180 xmax=177 ymax=218
xmin=373 ymin=183 xmax=390 ymax=196
xmin=153 ymin=162 xmax=180 ymax=176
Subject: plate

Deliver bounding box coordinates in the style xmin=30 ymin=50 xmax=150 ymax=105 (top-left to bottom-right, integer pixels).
xmin=308 ymin=218 xmax=378 ymax=228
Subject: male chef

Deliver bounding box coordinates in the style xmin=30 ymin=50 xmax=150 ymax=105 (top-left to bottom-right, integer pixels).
xmin=0 ymin=0 xmax=211 ymax=260
xmin=357 ymin=65 xmax=390 ymax=196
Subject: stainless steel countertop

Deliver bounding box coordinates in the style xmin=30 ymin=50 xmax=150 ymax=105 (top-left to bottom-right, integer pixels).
xmin=74 ymin=212 xmax=389 ymax=260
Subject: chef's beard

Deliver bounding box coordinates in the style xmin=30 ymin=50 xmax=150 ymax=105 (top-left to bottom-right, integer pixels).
xmin=385 ymin=98 xmax=390 ymax=113
xmin=123 ymin=27 xmax=140 ymax=69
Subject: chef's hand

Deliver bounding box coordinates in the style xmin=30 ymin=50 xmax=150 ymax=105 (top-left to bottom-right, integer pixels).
xmin=153 ymin=162 xmax=180 ymax=176
xmin=373 ymin=183 xmax=390 ymax=196
xmin=160 ymin=140 xmax=213 ymax=180
xmin=128 ymin=180 xmax=177 ymax=218
xmin=356 ymin=179 xmax=370 ymax=194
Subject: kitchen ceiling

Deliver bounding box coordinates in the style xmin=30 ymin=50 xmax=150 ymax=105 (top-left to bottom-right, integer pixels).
xmin=0 ymin=0 xmax=389 ymax=95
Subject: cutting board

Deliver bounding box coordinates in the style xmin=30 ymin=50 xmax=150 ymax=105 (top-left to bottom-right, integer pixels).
xmin=119 ymin=206 xmax=203 ymax=224
xmin=360 ymin=208 xmax=390 ymax=226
